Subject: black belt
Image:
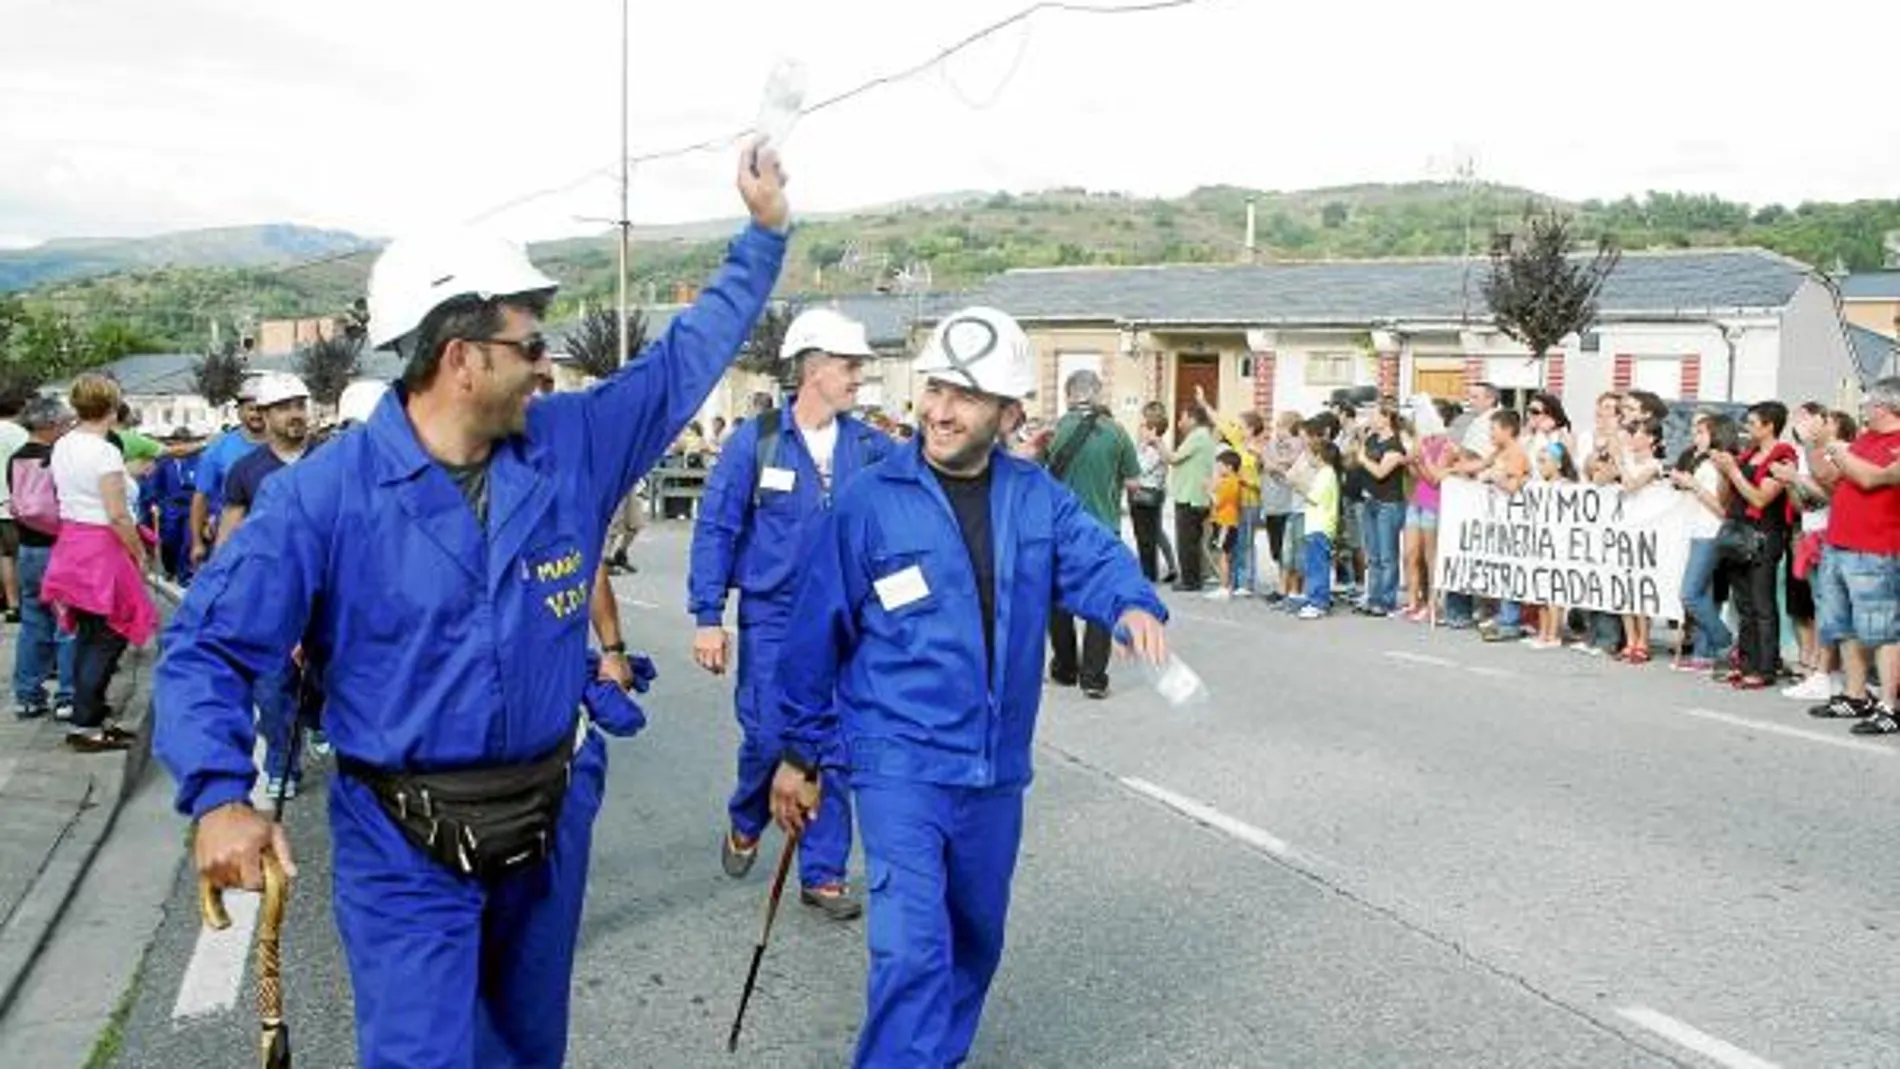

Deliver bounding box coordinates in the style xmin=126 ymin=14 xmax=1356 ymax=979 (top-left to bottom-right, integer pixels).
xmin=338 ymin=722 xmax=582 ymax=882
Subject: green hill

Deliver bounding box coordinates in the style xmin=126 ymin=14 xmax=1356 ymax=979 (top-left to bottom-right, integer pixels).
xmin=12 ymin=184 xmax=1900 ymax=358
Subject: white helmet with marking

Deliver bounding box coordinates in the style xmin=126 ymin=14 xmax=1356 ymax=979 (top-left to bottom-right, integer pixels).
xmin=366 ymin=228 xmax=558 ymax=351
xmin=913 ymin=306 xmax=1037 ymax=401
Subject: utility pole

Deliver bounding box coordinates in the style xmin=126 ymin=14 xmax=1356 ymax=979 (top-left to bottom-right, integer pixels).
xmin=615 ymin=0 xmax=631 ymax=368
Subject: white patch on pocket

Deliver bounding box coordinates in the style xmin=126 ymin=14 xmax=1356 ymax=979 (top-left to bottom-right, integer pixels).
xmin=759 ymin=467 xmax=796 ymax=492
xmin=874 ymin=565 xmax=931 ymax=611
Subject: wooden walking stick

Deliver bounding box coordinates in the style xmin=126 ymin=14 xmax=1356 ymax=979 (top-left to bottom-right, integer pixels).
xmin=200 ymin=711 xmax=305 ymax=1068
xmin=726 ymin=829 xmax=801 ymax=1053
xmin=199 ymin=852 xmax=292 ymax=1068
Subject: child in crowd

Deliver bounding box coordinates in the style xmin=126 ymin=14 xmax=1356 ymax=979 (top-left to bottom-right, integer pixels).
xmin=1295 ymin=420 xmax=1342 ymax=620
xmin=1207 ymin=450 xmax=1242 ymax=600
xmin=1528 ymin=442 xmax=1579 ymax=649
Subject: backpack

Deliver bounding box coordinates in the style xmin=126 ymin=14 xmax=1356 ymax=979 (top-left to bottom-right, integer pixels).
xmin=10 ymin=454 xmax=60 ymax=537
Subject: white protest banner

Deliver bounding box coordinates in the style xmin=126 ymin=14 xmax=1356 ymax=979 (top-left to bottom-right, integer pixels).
xmin=1434 ymin=478 xmax=1698 ymax=620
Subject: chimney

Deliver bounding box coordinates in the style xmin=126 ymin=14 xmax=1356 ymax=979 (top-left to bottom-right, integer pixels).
xmin=1244 ymin=197 xmax=1257 ymax=264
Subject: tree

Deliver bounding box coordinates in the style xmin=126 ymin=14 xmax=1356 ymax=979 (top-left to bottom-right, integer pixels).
xmin=1483 ymin=207 xmax=1621 ymax=384
xmin=193 ymin=339 xmax=248 ymax=408
xmin=1321 ymin=201 xmax=1350 ymax=229
xmin=738 ymin=301 xmax=800 ymax=384
xmin=562 ymin=307 xmax=648 ymax=380
xmin=297 ymin=333 xmax=362 ymax=407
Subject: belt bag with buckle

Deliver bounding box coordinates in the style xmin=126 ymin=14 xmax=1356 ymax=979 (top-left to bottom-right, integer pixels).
xmin=340 ymin=721 xmax=582 ymax=882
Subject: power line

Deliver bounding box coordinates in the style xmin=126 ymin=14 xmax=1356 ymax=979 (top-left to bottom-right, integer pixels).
xmin=623 ymin=0 xmax=1210 ymax=167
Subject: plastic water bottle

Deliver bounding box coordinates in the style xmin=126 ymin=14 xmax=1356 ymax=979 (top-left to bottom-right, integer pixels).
xmin=1136 ymin=652 xmax=1210 ymax=708
xmin=754 ymin=60 xmax=807 ymax=156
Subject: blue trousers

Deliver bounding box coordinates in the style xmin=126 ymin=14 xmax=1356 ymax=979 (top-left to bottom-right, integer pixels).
xmin=331 ymin=731 xmax=607 ymax=1069
xmin=13 ymin=544 xmax=75 ymax=709
xmin=1362 ymin=500 xmax=1404 ymax=612
xmin=1302 ymin=532 xmax=1334 ymax=609
xmin=1233 ymin=506 xmax=1261 ymax=591
xmin=731 ymin=610 xmax=852 ymax=889
xmin=1682 ymin=538 xmax=1731 ymax=660
xmin=854 ymin=780 xmax=1026 ymax=1069
xmin=255 ymin=666 xmax=301 ymax=783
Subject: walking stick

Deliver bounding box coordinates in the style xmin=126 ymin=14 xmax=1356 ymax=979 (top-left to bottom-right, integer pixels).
xmin=726 ymin=829 xmax=800 ymax=1053
xmin=199 ymin=688 xmax=306 ymax=1068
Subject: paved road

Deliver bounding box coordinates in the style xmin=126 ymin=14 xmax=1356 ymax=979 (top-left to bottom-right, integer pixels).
xmin=106 ymin=523 xmax=1898 ymax=1067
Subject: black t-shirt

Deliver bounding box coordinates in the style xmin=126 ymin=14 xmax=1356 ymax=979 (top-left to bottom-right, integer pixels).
xmin=224 ymin=446 xmax=301 ymax=512
xmin=439 ymin=458 xmax=492 ymax=528
xmin=929 ymin=462 xmax=996 ymax=669
xmin=7 ymin=441 xmax=55 ymax=549
xmin=1363 ymin=434 xmax=1407 ymax=503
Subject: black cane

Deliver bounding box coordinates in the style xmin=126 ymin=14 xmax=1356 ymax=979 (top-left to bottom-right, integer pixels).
xmin=727 ymin=829 xmax=800 ymax=1053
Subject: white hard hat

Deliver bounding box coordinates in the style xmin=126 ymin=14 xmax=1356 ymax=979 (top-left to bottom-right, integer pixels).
xmin=253 ymin=372 xmax=310 ymax=408
xmin=781 ymin=308 xmax=874 ymax=361
xmin=336 ymin=379 xmax=390 ymax=425
xmin=366 ymin=229 xmax=558 ymax=351
xmin=914 ymin=307 xmax=1037 ymax=401
xmin=236 ymin=373 xmax=265 ymax=403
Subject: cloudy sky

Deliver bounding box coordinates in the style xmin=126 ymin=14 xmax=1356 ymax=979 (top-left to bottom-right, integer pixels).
xmin=3 ymin=0 xmax=1896 ymax=247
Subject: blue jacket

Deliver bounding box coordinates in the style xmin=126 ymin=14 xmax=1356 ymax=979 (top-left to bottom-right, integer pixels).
xmin=142 ymin=454 xmax=199 ymax=536
xmin=688 ymin=408 xmax=893 ymax=624
xmin=777 ymin=441 xmax=1166 ymax=789
xmin=155 ymin=223 xmax=785 ymax=819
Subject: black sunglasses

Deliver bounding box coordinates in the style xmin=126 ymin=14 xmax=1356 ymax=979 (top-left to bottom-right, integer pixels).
xmin=472 ymin=334 xmax=550 ymax=362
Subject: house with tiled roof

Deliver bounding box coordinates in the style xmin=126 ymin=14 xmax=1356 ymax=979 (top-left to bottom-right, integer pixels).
xmin=1841 ymin=269 xmax=1900 ymax=340
xmin=897 ymin=248 xmax=1861 ymax=431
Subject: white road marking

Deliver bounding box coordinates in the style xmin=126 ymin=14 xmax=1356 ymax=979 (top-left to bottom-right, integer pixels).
xmin=1383 ymin=650 xmax=1459 ymax=668
xmin=174 ymin=732 xmax=274 ymax=1021
xmin=1464 ymin=665 xmax=1516 ymax=679
xmin=171 ymin=892 xmax=259 ymax=1021
xmin=1616 ymin=1006 xmax=1781 ymax=1069
xmin=1682 ymin=708 xmax=1893 ymax=757
xmin=1120 ymin=777 xmax=1293 ymax=858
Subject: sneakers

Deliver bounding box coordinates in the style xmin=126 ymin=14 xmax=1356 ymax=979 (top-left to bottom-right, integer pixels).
xmin=1808 ymin=694 xmax=1869 ymax=717
xmin=1781 ymin=674 xmax=1835 ymax=702
xmin=799 ymin=884 xmax=863 ymax=921
xmin=1808 ymin=694 xmax=1874 ymax=720
xmin=1203 ymin=588 xmax=1232 ymax=601
xmin=1481 ymin=625 xmax=1526 ymax=643
xmin=1233 ymin=587 xmax=1254 ymax=598
xmin=1849 ymin=702 xmax=1900 ymax=735
xmin=12 ymin=703 xmax=47 ymax=721
xmin=1296 ymin=605 xmax=1327 ymax=620
xmin=721 ymin=830 xmax=760 ymax=878
xmin=52 ymin=702 xmax=73 ymax=722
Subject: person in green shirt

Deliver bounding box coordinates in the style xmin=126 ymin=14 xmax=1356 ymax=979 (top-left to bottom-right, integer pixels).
xmin=1043 ymin=370 xmax=1140 ymax=697
xmin=1167 ymin=404 xmax=1216 ymax=591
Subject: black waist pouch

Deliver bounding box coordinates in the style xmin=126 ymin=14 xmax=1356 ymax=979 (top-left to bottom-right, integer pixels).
xmin=340 ymin=724 xmax=579 ymax=882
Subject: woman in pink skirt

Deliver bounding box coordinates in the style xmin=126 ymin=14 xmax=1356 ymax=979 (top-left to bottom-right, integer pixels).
xmin=40 ymin=374 xmax=158 ymax=752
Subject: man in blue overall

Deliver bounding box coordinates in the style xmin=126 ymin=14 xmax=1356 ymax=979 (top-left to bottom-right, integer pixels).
xmin=141 ymin=427 xmax=202 ymax=583
xmin=155 ymin=143 xmax=788 ymax=1069
xmin=689 ymin=307 xmax=891 ymax=921
xmin=769 ymin=307 xmax=1171 ymax=1067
